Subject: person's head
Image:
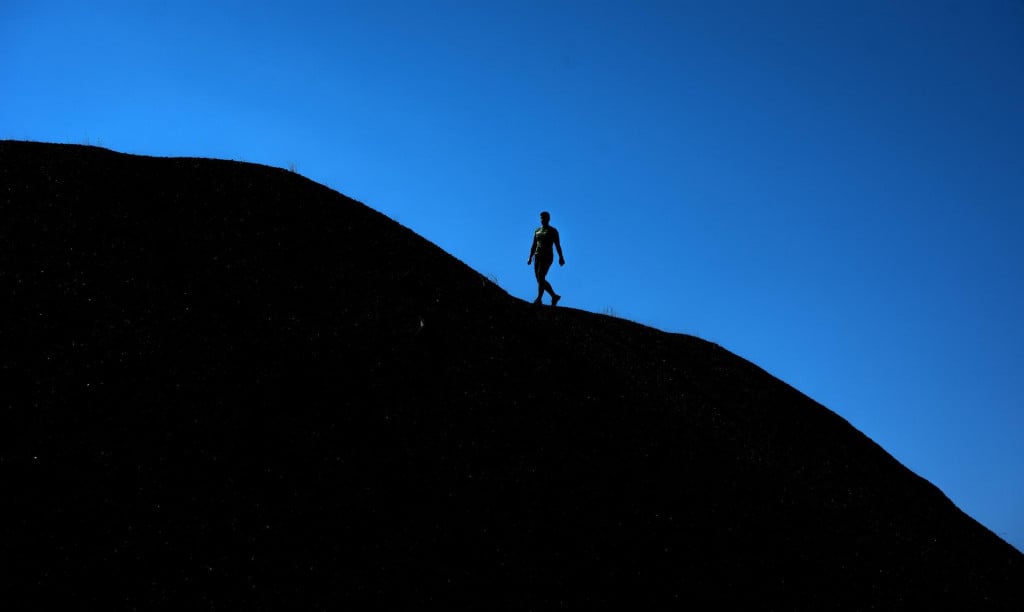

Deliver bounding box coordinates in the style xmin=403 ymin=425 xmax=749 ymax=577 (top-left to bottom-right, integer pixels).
xmin=540 ymin=211 xmax=550 ymax=226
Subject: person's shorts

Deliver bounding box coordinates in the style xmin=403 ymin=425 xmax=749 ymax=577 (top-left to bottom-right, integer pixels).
xmin=534 ymin=254 xmax=553 ymax=276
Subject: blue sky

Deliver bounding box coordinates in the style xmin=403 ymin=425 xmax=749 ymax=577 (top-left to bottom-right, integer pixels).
xmin=3 ymin=0 xmax=1022 ymax=552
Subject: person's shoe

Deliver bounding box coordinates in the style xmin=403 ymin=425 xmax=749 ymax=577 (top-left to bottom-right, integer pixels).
xmin=551 ymin=294 xmax=561 ymax=307
xmin=533 ymin=298 xmax=542 ymax=305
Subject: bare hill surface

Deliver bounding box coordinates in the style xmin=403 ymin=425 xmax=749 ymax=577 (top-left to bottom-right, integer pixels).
xmin=3 ymin=141 xmax=1022 ymax=609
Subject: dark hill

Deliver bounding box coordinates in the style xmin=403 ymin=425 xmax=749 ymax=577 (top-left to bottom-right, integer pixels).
xmin=3 ymin=141 xmax=1022 ymax=609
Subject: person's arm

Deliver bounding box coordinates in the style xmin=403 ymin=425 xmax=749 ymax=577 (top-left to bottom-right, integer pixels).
xmin=528 ymin=234 xmax=537 ymax=264
xmin=555 ymin=230 xmax=565 ymax=265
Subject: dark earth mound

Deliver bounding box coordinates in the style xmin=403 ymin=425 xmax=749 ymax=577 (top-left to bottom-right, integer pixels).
xmin=3 ymin=141 xmax=1022 ymax=609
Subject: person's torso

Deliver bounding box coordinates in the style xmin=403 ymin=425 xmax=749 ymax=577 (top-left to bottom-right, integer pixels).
xmin=533 ymin=226 xmax=557 ymax=256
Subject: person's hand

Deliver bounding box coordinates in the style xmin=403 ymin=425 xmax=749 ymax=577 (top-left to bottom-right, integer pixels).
xmin=527 ymin=257 xmax=532 ymax=265
xmin=559 ymin=257 xmax=565 ymax=266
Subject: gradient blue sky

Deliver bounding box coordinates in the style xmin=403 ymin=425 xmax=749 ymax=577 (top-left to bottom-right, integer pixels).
xmin=3 ymin=0 xmax=1022 ymax=551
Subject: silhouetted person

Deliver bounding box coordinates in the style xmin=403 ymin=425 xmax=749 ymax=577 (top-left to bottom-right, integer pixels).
xmin=528 ymin=211 xmax=565 ymax=306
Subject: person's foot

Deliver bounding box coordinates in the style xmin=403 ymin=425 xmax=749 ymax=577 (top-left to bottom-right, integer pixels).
xmin=533 ymin=298 xmax=542 ymax=305
xmin=551 ymin=294 xmax=561 ymax=307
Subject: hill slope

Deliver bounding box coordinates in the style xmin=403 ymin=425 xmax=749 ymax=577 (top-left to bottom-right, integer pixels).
xmin=3 ymin=141 xmax=1022 ymax=609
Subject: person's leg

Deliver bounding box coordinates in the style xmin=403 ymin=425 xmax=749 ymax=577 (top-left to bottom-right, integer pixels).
xmin=544 ymin=261 xmax=560 ymax=305
xmin=534 ymin=260 xmax=545 ymax=303
xmin=535 ymin=257 xmax=553 ymax=303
